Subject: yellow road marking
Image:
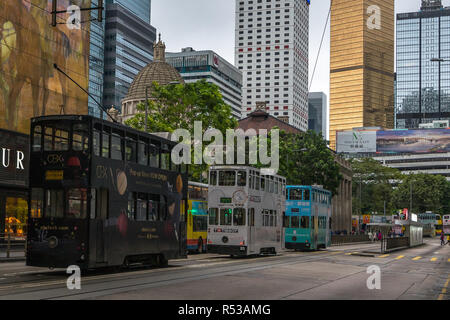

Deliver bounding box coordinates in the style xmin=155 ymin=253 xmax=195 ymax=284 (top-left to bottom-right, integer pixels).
xmin=412 ymin=256 xmax=422 ymax=261
xmin=395 ymin=255 xmax=404 ymax=260
xmin=438 ymin=294 xmax=444 ymax=300
xmin=431 ymin=257 xmax=438 ymax=262
xmin=448 ymin=258 xmax=450 ymax=263
xmin=378 ymin=254 xmax=390 ymax=258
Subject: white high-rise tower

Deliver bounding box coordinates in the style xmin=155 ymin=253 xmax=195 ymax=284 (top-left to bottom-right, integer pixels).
xmin=235 ymin=0 xmax=310 ymax=131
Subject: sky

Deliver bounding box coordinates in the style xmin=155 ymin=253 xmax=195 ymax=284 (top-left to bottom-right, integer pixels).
xmin=151 ymin=0 xmax=450 ymax=136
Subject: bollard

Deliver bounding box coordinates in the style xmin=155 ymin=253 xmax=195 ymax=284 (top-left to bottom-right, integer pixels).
xmin=7 ymin=232 xmax=11 ymax=259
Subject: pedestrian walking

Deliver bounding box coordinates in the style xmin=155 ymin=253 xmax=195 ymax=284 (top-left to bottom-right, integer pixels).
xmin=440 ymin=232 xmax=445 ymax=246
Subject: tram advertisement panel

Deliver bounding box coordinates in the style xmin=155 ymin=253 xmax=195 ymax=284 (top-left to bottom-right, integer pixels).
xmin=0 ymin=0 xmax=91 ymax=134
xmin=92 ymin=157 xmax=188 ymax=263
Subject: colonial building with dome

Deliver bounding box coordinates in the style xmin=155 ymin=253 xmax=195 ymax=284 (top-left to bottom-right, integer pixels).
xmin=119 ymin=35 xmax=184 ymax=123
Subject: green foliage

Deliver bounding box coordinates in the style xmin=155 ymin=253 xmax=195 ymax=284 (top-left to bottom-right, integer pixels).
xmin=125 ymin=80 xmax=238 ymax=181
xmin=276 ymin=130 xmax=342 ymax=195
xmin=392 ymin=173 xmax=450 ymax=214
xmin=351 ymin=158 xmax=450 ymax=215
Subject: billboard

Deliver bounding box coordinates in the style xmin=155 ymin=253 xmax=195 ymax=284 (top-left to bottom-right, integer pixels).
xmin=336 ymin=130 xmax=377 ymax=153
xmin=377 ymin=129 xmax=450 ymax=154
xmin=0 ymin=0 xmax=91 ymax=134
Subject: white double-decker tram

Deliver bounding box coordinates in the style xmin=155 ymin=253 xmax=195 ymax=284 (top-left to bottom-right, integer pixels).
xmin=207 ymin=166 xmax=286 ymax=256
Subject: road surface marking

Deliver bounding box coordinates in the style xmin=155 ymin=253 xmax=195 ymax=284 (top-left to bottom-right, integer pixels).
xmin=431 ymin=257 xmax=438 ymax=262
xmin=412 ymin=256 xmax=422 ymax=261
xmin=378 ymin=254 xmax=390 ymax=258
xmin=345 ymin=253 xmax=352 ymax=255
xmin=395 ymin=255 xmax=404 ymax=260
xmin=448 ymin=258 xmax=450 ymax=263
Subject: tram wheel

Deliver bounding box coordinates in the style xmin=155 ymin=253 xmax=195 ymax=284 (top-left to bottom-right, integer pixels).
xmin=158 ymin=255 xmax=168 ymax=268
xmin=123 ymin=257 xmax=131 ymax=269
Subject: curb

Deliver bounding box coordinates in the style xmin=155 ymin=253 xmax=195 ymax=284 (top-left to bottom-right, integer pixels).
xmin=0 ymin=257 xmax=25 ymax=263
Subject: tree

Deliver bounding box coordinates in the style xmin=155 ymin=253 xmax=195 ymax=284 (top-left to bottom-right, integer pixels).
xmin=350 ymin=158 xmax=403 ymax=215
xmin=125 ymin=80 xmax=238 ymax=181
xmin=392 ymin=173 xmax=450 ymax=214
xmin=276 ymin=130 xmax=342 ymax=195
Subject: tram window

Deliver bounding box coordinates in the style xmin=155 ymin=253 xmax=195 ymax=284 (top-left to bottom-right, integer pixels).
xmin=33 ymin=126 xmax=42 ymax=152
xmin=111 ymin=135 xmax=123 ymax=160
xmin=193 ymin=215 xmax=208 ymax=232
xmin=95 ymin=189 xmax=109 ymax=220
xmin=67 ymin=189 xmax=87 ymax=219
xmin=291 ymin=216 xmax=299 ymax=228
xmin=237 ymin=171 xmax=247 ymax=186
xmin=138 ymin=142 xmax=149 ymax=166
xmin=102 ymin=132 xmax=110 ymax=158
xmin=304 ymin=189 xmax=310 ymax=201
xmin=275 ymin=181 xmax=279 ymax=194
xmin=31 ymin=188 xmax=43 ymax=218
xmin=263 ymin=210 xmax=270 ymax=227
xmin=136 ymin=194 xmax=147 ymax=221
xmin=126 ymin=138 xmax=137 ymax=163
xmin=161 ymin=150 xmax=171 ymax=171
xmin=249 ymin=208 xmax=255 ymax=226
xmin=45 ymin=190 xmax=64 ymax=218
xmin=201 ymin=187 xmax=208 ymax=201
xmin=269 ymin=210 xmax=274 ymax=226
xmin=219 ymin=171 xmax=236 ymax=186
xmin=149 ymin=145 xmax=160 ymax=168
xmin=283 ymin=213 xmax=289 ymax=228
xmin=249 ymin=175 xmax=253 ymax=189
xmin=220 ymin=208 xmax=232 ymax=226
xmin=261 ymin=177 xmax=265 ymax=190
xmin=159 ymin=196 xmax=168 ymax=221
xmin=93 ymin=131 xmax=101 ymax=157
xmin=127 ymin=193 xmax=136 ymax=220
xmin=290 ymin=188 xmax=302 ymax=200
xmin=54 ymin=129 xmax=69 ymax=151
xmin=269 ymin=181 xmax=274 ymax=193
xmin=209 ymin=208 xmax=219 ymax=225
xmin=300 ymin=216 xmax=309 ymax=229
xmin=233 ymin=208 xmax=246 ymax=226
xmin=210 ymin=171 xmax=217 ymax=186
xmin=44 ymin=127 xmax=53 ymax=151
xmin=255 ymin=176 xmax=260 ymax=190
xmin=73 ymin=124 xmax=88 ymax=152
xmin=148 ymin=194 xmax=160 ymax=220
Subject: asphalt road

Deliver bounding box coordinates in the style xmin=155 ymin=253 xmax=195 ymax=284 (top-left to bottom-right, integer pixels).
xmin=0 ymin=238 xmax=448 ymax=300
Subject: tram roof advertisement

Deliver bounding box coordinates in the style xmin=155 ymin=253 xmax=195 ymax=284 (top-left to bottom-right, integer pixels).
xmin=376 ymin=129 xmax=450 ymax=154
xmin=0 ymin=0 xmax=91 ymax=134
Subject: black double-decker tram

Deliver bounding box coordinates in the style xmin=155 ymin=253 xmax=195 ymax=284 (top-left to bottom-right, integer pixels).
xmin=27 ymin=115 xmax=188 ymax=269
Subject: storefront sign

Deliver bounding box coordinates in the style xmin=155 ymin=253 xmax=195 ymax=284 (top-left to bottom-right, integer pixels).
xmin=45 ymin=170 xmax=64 ymax=181
xmin=0 ymin=129 xmax=29 ymax=188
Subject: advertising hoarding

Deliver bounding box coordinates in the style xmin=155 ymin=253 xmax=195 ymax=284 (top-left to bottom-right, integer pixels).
xmin=336 ymin=131 xmax=377 ymax=153
xmin=0 ymin=129 xmax=29 ymax=188
xmin=376 ymin=129 xmax=450 ymax=154
xmin=0 ymin=0 xmax=91 ymax=134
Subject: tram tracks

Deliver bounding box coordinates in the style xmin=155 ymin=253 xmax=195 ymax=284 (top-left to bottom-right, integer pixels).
xmin=0 ymin=250 xmax=347 ymax=299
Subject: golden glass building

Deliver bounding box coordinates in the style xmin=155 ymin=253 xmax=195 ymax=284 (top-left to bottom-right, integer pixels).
xmin=330 ymin=0 xmax=395 ymax=150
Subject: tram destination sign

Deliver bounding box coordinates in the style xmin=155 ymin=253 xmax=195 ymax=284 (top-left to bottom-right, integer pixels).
xmin=0 ymin=129 xmax=29 ymax=188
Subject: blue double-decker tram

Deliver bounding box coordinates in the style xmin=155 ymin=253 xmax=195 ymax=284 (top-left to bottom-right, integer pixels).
xmin=284 ymin=186 xmax=332 ymax=251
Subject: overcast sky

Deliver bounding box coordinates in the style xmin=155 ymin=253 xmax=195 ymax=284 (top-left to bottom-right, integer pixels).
xmin=151 ymin=0 xmax=450 ymax=135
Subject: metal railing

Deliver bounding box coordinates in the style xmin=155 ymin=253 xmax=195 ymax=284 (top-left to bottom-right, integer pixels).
xmin=331 ymin=235 xmax=371 ymax=246
xmin=0 ymin=233 xmax=26 ymax=259
xmin=381 ymin=237 xmax=409 ymax=253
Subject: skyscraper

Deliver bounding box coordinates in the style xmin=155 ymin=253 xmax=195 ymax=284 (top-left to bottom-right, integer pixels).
xmin=103 ymin=2 xmax=156 ymax=112
xmin=166 ymin=48 xmax=243 ymax=119
xmin=106 ymin=0 xmax=151 ymax=24
xmin=395 ymin=0 xmax=450 ymax=129
xmin=235 ymin=0 xmax=310 ymax=130
xmin=329 ymin=0 xmax=395 ymax=150
xmin=88 ymin=0 xmax=106 ymax=118
xmin=308 ymin=92 xmax=327 ymax=140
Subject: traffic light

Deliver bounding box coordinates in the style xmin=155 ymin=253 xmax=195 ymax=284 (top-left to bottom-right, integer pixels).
xmin=98 ymin=0 xmax=103 ymax=23
xmin=51 ymin=0 xmax=57 ymax=27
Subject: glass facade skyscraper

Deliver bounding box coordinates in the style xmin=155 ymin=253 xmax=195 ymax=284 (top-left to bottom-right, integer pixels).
xmin=103 ymin=3 xmax=156 ymax=111
xmin=396 ymin=1 xmax=450 ymax=129
xmin=308 ymin=92 xmax=327 ymax=140
xmin=88 ymin=0 xmax=106 ymax=119
xmin=106 ymin=0 xmax=151 ymax=23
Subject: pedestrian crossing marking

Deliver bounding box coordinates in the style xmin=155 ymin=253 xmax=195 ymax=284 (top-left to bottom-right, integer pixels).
xmin=395 ymin=255 xmax=404 ymax=260
xmin=412 ymin=256 xmax=422 ymax=261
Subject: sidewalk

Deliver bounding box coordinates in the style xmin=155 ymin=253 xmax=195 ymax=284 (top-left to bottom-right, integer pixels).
xmin=0 ymin=251 xmax=25 ymax=262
